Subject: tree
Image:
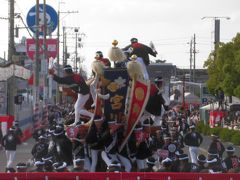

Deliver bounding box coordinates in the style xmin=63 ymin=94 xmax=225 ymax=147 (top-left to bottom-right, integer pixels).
xmin=204 ymin=33 xmax=240 ymax=99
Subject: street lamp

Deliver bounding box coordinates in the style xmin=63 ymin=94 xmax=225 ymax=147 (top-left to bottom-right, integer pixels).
xmin=202 ymin=16 xmax=230 ymax=49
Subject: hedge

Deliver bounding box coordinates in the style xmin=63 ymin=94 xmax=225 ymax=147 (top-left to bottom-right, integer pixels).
xmin=196 ymin=121 xmax=240 ymax=145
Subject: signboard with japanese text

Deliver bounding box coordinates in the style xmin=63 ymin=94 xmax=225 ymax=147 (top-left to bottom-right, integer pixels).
xmin=103 ymin=68 xmax=129 ymax=123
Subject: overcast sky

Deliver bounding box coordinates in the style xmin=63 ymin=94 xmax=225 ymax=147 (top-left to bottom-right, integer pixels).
xmin=0 ymin=0 xmax=239 ymax=73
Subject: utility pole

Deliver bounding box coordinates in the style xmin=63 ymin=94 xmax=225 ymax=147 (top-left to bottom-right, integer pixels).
xmin=56 ymin=3 xmax=60 ymax=104
xmin=62 ymin=26 xmax=66 ymax=66
xmin=201 ymin=16 xmax=230 ymax=54
xmin=7 ymin=0 xmax=15 ymax=116
xmin=43 ymin=0 xmax=48 ymax=103
xmin=74 ymin=28 xmax=78 ymax=73
xmin=33 ymin=0 xmax=40 ymax=106
xmin=8 ymin=0 xmax=15 ymax=62
xmin=189 ymin=39 xmax=193 ymax=82
xmin=193 ymin=34 xmax=196 ymax=82
xmin=182 ymin=73 xmax=185 ymax=111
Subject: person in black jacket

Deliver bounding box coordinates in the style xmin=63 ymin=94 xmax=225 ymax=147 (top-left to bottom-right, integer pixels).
xmin=1 ymin=126 xmax=21 ymax=171
xmin=85 ymin=118 xmax=106 ymax=172
xmin=123 ymin=38 xmax=157 ymax=66
xmin=184 ymin=125 xmax=203 ymax=164
xmin=208 ymin=134 xmax=225 ymax=159
xmin=52 ymin=126 xmax=73 ymax=166
xmin=123 ymin=38 xmax=157 ymax=80
xmin=31 ymin=135 xmax=49 ymax=162
xmin=49 ymin=65 xmax=93 ymax=126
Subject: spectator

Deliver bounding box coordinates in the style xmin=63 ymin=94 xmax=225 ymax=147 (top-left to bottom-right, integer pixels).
xmin=208 ymin=134 xmax=225 ymax=159
xmin=123 ymin=38 xmax=157 ymax=80
xmin=184 ymin=125 xmax=203 ymax=164
xmin=1 ymin=126 xmax=21 ymax=172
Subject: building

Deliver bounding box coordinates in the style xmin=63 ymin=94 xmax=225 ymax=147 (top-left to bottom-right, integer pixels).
xmin=147 ymin=62 xmax=176 ymax=96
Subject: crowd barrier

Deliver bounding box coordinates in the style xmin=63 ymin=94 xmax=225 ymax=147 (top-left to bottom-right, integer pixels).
xmin=0 ymin=172 xmax=239 ymax=180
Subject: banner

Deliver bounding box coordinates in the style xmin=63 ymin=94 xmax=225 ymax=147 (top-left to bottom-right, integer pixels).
xmin=103 ymin=68 xmax=129 ymax=123
xmin=0 ymin=172 xmax=239 ymax=180
xmin=119 ymin=79 xmax=150 ymax=152
xmin=209 ymin=110 xmax=225 ymax=128
xmin=0 ymin=64 xmax=31 ymax=81
xmin=26 ymin=38 xmax=58 ymax=60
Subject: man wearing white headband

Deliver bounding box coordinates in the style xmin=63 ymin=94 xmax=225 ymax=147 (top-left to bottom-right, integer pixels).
xmin=49 ymin=65 xmax=93 ymax=126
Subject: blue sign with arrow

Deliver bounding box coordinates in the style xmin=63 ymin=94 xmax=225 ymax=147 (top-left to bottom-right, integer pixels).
xmin=26 ymin=4 xmax=58 ymax=35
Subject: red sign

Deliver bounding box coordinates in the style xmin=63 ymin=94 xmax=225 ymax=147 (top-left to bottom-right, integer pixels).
xmin=26 ymin=38 xmax=58 ymax=60
xmin=209 ymin=110 xmax=225 ymax=128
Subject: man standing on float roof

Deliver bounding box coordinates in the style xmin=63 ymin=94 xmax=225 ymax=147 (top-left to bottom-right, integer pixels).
xmin=49 ymin=65 xmax=93 ymax=125
xmin=123 ymin=38 xmax=157 ymax=80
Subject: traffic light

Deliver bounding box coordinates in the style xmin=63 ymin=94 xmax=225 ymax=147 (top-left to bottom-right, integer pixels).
xmin=14 ymin=95 xmax=24 ymax=105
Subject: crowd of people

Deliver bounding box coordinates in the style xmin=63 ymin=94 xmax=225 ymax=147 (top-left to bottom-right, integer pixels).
xmin=1 ymin=38 xmax=240 ymax=174
xmin=1 ymin=104 xmax=240 ymax=173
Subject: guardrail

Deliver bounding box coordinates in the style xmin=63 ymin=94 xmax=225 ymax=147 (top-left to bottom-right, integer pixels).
xmin=0 ymin=172 xmax=239 ymax=180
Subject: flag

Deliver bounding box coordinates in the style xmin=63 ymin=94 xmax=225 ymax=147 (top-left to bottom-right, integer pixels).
xmin=102 ymin=68 xmax=129 ymax=123
xmin=119 ymin=79 xmax=150 ymax=152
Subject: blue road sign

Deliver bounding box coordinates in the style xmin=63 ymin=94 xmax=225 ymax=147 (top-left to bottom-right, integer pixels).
xmin=202 ymin=98 xmax=208 ymax=104
xmin=26 ymin=4 xmax=58 ymax=35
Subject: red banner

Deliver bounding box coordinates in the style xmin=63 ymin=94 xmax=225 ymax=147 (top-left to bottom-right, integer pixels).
xmin=26 ymin=38 xmax=58 ymax=60
xmin=119 ymin=79 xmax=150 ymax=152
xmin=0 ymin=172 xmax=239 ymax=180
xmin=209 ymin=110 xmax=225 ymax=128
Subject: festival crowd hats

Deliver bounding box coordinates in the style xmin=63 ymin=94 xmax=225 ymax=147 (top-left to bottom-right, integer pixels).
xmin=197 ymin=154 xmax=207 ymax=163
xmin=130 ymin=38 xmax=138 ymax=43
xmin=179 ymin=154 xmax=189 ymax=161
xmin=74 ymin=156 xmax=85 ymax=165
xmin=175 ymin=149 xmax=184 ymax=156
xmin=146 ymin=157 xmax=156 ymax=165
xmin=226 ymin=145 xmax=235 ymax=152
xmin=207 ymin=157 xmax=218 ymax=164
xmin=16 ymin=162 xmax=27 ymax=172
xmin=53 ymin=162 xmax=67 ymax=172
xmin=161 ymin=157 xmax=172 ymax=166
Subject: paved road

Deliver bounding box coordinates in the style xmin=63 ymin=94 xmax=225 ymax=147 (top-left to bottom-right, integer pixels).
xmin=0 ymin=138 xmax=35 ymax=172
xmin=0 ymin=135 xmax=240 ymax=172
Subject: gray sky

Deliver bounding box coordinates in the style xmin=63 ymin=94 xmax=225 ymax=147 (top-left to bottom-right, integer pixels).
xmin=0 ymin=0 xmax=239 ymax=73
